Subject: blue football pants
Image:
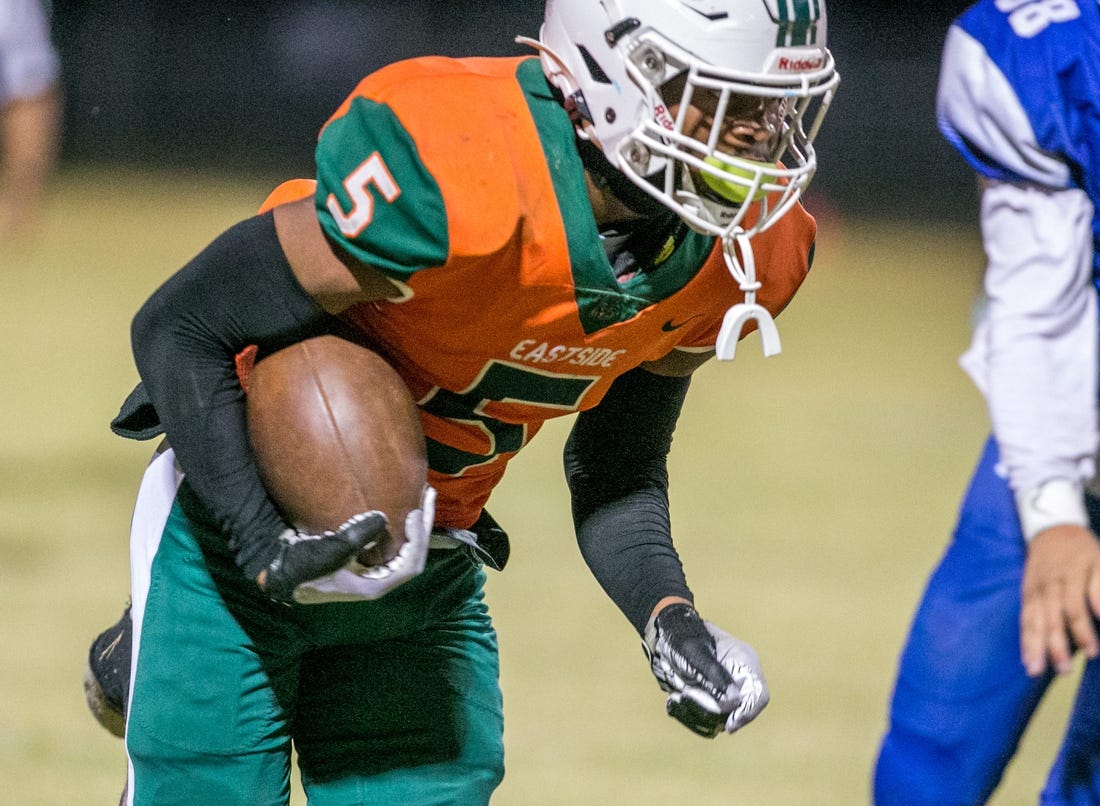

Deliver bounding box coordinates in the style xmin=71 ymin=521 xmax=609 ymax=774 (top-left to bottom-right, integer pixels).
xmin=875 ymin=437 xmax=1100 ymax=805
xmin=123 ymin=448 xmax=505 ymax=805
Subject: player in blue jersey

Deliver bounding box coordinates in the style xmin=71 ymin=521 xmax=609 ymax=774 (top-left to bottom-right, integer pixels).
xmin=875 ymin=2 xmax=1100 ymax=804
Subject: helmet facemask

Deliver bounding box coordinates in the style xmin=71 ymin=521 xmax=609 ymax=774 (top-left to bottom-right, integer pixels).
xmin=613 ymin=30 xmax=837 ymax=241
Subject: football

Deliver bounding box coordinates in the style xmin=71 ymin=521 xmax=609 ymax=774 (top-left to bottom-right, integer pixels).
xmin=244 ymin=335 xmax=427 ymax=567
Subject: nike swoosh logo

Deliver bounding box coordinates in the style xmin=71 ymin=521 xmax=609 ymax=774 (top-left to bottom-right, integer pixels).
xmin=662 ymin=315 xmax=701 ymax=332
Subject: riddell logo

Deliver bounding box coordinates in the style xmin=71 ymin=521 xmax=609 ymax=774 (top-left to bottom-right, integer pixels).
xmin=654 ymin=103 xmax=675 ymax=131
xmin=777 ymin=56 xmax=824 ymax=71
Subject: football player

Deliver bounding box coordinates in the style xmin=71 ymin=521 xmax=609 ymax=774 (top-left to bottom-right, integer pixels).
xmin=874 ymin=1 xmax=1100 ymax=803
xmin=87 ymin=1 xmax=838 ymax=802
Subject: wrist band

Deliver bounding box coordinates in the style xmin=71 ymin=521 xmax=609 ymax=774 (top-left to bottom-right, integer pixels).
xmin=1015 ymin=479 xmax=1089 ymax=542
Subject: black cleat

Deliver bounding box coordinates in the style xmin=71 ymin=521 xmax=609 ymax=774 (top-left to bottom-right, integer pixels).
xmin=83 ymin=603 xmax=132 ymax=738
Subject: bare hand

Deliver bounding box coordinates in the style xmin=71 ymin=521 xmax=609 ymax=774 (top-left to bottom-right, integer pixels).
xmin=1020 ymin=524 xmax=1100 ymax=676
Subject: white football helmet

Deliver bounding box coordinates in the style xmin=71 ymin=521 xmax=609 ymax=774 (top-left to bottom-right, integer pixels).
xmin=522 ymin=0 xmax=839 ymax=361
xmin=528 ymin=0 xmax=838 ymax=241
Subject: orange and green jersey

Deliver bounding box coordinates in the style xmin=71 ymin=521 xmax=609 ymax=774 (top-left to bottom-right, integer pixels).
xmin=299 ymin=56 xmax=815 ymax=528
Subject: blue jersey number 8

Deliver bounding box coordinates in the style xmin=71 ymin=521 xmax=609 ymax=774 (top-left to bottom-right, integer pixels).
xmin=996 ymin=0 xmax=1080 ymax=38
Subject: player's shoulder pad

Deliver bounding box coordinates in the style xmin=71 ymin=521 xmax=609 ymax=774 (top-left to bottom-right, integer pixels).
xmin=318 ymin=57 xmax=532 ymax=270
xmin=936 ymin=7 xmax=1076 ymax=187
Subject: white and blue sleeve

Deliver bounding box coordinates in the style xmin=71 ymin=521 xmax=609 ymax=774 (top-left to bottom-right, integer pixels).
xmin=939 ymin=22 xmax=1098 ymax=540
xmin=961 ymin=180 xmax=1097 ymax=539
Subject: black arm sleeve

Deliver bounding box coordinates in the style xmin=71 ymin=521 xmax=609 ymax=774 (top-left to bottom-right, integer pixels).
xmin=563 ymin=367 xmax=694 ymax=635
xmin=131 ymin=212 xmax=338 ymax=579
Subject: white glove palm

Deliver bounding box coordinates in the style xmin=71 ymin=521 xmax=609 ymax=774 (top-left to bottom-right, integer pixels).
xmin=292 ymin=486 xmax=435 ymax=604
xmin=672 ymin=622 xmax=769 ymax=734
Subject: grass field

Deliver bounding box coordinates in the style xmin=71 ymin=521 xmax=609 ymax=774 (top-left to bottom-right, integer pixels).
xmin=0 ymin=168 xmax=1083 ymax=805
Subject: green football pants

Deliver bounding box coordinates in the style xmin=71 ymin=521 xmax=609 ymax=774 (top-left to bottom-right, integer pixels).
xmin=124 ymin=448 xmax=505 ymax=805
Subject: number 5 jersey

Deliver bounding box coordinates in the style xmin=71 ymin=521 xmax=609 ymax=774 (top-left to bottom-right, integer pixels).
xmin=303 ymin=55 xmax=817 ymax=528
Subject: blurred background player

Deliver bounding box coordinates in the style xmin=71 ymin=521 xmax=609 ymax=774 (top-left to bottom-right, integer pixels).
xmin=85 ymin=1 xmax=838 ymax=803
xmin=0 ymin=0 xmax=60 ymax=243
xmin=875 ymin=1 xmax=1100 ymax=803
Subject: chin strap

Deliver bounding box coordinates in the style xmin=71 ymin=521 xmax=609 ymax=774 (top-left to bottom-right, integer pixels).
xmin=715 ymin=233 xmax=781 ymax=361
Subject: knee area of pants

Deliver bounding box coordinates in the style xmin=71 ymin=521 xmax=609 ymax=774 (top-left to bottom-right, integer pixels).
xmin=875 ymin=727 xmax=997 ymax=806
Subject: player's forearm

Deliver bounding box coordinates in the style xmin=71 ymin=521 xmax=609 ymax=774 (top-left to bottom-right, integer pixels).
xmin=131 ymin=212 xmax=335 ymax=577
xmin=571 ymin=483 xmax=693 ymax=633
xmin=0 ymin=90 xmax=59 ymax=188
xmin=0 ymin=90 xmax=60 ymax=233
xmin=969 ymin=181 xmax=1099 ymax=537
xmin=564 ymin=368 xmax=695 ymax=633
xmin=985 ymin=317 xmax=1096 ymax=538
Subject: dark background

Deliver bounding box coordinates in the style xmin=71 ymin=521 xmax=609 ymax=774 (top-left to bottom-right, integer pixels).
xmin=46 ymin=0 xmax=978 ymax=221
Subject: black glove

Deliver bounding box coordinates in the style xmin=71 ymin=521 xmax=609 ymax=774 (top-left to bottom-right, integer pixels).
xmin=259 ymin=512 xmax=388 ymax=604
xmin=644 ymin=602 xmax=769 ymax=738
